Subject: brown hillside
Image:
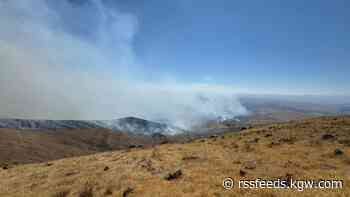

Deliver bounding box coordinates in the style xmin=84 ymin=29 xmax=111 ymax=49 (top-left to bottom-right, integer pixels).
xmin=0 ymin=128 xmax=167 ymax=165
xmin=0 ymin=116 xmax=350 ymax=196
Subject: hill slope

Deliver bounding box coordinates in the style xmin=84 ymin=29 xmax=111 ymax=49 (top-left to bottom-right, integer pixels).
xmin=0 ymin=117 xmax=181 ymax=135
xmin=0 ymin=116 xmax=350 ymax=196
xmin=0 ymin=128 xmax=179 ymax=165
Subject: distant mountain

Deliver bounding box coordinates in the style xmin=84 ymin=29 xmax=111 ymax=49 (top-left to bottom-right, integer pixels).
xmin=0 ymin=117 xmax=184 ymax=135
xmin=93 ymin=117 xmax=184 ymax=135
xmin=338 ymin=105 xmax=350 ymax=114
xmin=0 ymin=119 xmax=102 ymax=130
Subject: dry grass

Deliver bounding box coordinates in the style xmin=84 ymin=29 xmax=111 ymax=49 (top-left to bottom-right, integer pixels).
xmin=0 ymin=116 xmax=350 ymax=196
xmin=51 ymin=190 xmax=69 ymax=197
xmin=0 ymin=128 xmax=180 ymax=165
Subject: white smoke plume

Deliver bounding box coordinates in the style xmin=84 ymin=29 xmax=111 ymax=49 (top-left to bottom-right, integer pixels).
xmin=0 ymin=0 xmax=247 ymax=130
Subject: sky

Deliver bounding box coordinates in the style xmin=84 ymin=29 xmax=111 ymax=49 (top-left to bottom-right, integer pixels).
xmin=0 ymin=0 xmax=349 ymax=125
xmin=113 ymin=0 xmax=349 ymax=94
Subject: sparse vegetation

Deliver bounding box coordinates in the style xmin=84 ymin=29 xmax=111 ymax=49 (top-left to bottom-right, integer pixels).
xmin=0 ymin=116 xmax=349 ymax=196
xmin=122 ymin=187 xmax=134 ymax=197
xmin=103 ymin=187 xmax=113 ymax=196
xmin=78 ymin=183 xmax=94 ymax=197
xmin=51 ymin=190 xmax=69 ymax=197
xmin=163 ymin=169 xmax=182 ymax=181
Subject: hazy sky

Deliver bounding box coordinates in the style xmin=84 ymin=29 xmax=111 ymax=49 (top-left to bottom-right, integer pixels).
xmin=112 ymin=0 xmax=349 ymax=94
xmin=0 ymin=0 xmax=249 ymax=125
xmin=0 ymin=0 xmax=348 ymax=124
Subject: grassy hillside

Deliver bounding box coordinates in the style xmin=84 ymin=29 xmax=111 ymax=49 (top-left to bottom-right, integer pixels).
xmin=0 ymin=128 xmax=174 ymax=165
xmin=0 ymin=116 xmax=349 ymax=196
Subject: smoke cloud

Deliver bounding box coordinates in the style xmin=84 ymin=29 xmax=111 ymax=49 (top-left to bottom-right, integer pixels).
xmin=0 ymin=0 xmax=247 ymax=129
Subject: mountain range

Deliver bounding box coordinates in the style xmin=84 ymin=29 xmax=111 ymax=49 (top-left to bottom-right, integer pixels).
xmin=0 ymin=117 xmax=182 ymax=135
